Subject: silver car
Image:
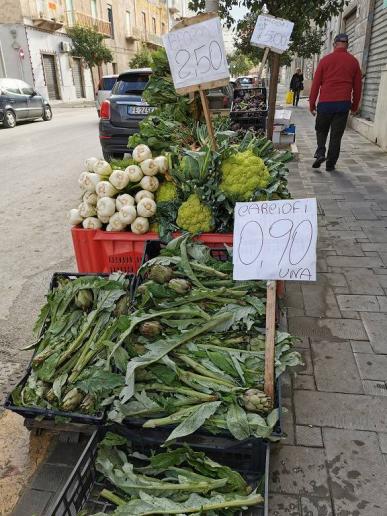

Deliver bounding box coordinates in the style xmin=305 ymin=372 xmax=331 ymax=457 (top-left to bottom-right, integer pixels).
xmin=96 ymin=75 xmax=118 ymax=117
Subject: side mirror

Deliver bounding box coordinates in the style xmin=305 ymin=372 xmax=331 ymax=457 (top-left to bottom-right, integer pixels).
xmin=30 ymin=91 xmax=37 ymax=97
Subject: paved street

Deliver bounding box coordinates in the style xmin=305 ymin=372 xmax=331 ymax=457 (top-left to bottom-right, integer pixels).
xmin=0 ymin=107 xmax=100 ymax=403
xmin=270 ymin=99 xmax=387 ymax=515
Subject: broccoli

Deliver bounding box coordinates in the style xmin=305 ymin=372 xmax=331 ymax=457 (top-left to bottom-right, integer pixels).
xmin=220 ymin=149 xmax=271 ymax=201
xmin=156 ymin=181 xmax=178 ymax=203
xmin=176 ymin=194 xmax=214 ymax=234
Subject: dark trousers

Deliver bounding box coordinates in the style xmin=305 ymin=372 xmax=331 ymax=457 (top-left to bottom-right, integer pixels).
xmin=315 ymin=111 xmax=349 ymax=165
xmin=292 ymin=90 xmax=300 ymax=106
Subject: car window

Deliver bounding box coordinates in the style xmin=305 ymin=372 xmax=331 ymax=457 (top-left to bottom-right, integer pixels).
xmin=21 ymin=84 xmax=34 ymax=95
xmin=0 ymin=79 xmax=22 ymax=94
xmin=113 ymin=74 xmax=150 ymax=95
xmin=100 ymin=77 xmax=117 ymax=91
xmin=5 ymin=85 xmax=22 ymax=95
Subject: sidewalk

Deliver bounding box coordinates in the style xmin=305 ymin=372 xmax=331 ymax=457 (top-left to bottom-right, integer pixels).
xmin=270 ymin=99 xmax=387 ymax=515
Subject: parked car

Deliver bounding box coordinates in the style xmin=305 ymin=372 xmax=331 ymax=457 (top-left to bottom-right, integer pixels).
xmin=235 ymin=76 xmax=259 ymax=88
xmin=0 ymin=78 xmax=52 ymax=128
xmin=99 ymin=68 xmax=154 ymax=161
xmin=95 ymin=74 xmax=118 ymax=117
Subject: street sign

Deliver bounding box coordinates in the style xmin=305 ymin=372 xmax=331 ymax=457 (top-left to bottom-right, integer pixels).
xmin=251 ymin=14 xmax=294 ymax=54
xmin=233 ymin=198 xmax=318 ymax=281
xmin=163 ymin=14 xmax=229 ymax=95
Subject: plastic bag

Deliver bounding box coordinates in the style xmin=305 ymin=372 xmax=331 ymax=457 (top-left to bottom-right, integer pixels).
xmin=286 ymin=91 xmax=294 ymax=104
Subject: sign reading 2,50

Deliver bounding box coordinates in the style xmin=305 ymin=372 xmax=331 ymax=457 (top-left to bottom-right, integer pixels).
xmin=175 ymin=41 xmax=223 ymax=80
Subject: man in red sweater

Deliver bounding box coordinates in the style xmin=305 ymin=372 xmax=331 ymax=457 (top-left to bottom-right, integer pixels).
xmin=309 ymin=34 xmax=362 ymax=171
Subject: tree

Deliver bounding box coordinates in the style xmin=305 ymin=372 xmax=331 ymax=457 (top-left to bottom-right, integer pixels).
xmin=190 ymin=0 xmax=349 ymax=61
xmin=227 ymin=50 xmax=254 ymax=77
xmin=67 ymin=25 xmax=113 ymax=88
xmin=129 ymin=46 xmax=154 ymax=69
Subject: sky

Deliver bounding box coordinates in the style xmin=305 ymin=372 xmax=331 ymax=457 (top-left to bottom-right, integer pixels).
xmin=230 ymin=4 xmax=248 ymax=22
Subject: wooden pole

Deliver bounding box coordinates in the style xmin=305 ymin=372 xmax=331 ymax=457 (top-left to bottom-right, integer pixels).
xmin=266 ymin=52 xmax=280 ymax=141
xmin=264 ymin=280 xmax=276 ymax=403
xmin=256 ymin=47 xmax=269 ymax=83
xmin=199 ymin=89 xmax=217 ymax=150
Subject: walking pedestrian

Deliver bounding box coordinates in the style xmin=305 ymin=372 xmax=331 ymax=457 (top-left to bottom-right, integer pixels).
xmin=309 ymin=33 xmax=362 ymax=171
xmin=290 ymin=68 xmax=304 ymax=107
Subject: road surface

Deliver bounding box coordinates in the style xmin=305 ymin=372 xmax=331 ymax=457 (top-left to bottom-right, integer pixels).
xmin=0 ymin=107 xmax=101 ymax=385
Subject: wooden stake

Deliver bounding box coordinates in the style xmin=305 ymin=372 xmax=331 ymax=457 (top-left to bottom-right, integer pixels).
xmin=264 ymin=280 xmax=276 ymax=403
xmin=256 ymin=47 xmax=269 ymax=83
xmin=266 ymin=52 xmax=281 ymax=141
xmin=199 ymin=89 xmax=217 ymax=150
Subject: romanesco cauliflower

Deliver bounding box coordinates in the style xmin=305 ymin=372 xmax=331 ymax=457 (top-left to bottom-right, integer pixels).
xmin=220 ymin=149 xmax=271 ymax=201
xmin=156 ymin=181 xmax=178 ymax=203
xmin=176 ymin=194 xmax=214 ymax=233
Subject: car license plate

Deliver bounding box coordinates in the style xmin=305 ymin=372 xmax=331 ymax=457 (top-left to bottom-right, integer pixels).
xmin=128 ymin=105 xmax=154 ymax=115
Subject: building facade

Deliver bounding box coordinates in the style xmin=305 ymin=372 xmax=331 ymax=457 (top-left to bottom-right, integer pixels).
xmin=0 ymin=0 xmax=168 ymax=102
xmin=318 ymin=0 xmax=387 ymax=150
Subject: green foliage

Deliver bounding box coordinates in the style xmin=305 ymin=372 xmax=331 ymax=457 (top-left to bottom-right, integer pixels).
xmin=189 ymin=0 xmax=349 ymax=60
xmin=128 ymin=46 xmax=154 ymax=68
xmin=67 ymin=25 xmax=113 ymax=69
xmin=227 ymin=49 xmax=254 ymax=77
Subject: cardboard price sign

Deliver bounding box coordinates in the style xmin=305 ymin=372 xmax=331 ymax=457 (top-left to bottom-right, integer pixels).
xmin=233 ymin=199 xmax=318 ymax=281
xmin=163 ymin=15 xmax=230 ymax=94
xmin=251 ymin=14 xmax=294 ymax=54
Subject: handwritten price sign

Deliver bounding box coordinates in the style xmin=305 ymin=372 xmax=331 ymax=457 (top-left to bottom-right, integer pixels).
xmin=233 ymin=199 xmax=318 ymax=281
xmin=163 ymin=17 xmax=229 ymax=93
xmin=251 ymin=15 xmax=294 ymax=54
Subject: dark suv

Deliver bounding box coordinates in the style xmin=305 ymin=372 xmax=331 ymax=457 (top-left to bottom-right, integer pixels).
xmin=0 ymin=78 xmax=52 ymax=128
xmin=98 ymin=69 xmax=154 ymax=161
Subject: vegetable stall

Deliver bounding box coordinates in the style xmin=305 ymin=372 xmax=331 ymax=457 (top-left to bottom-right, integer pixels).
xmin=5 ymin=16 xmax=305 ymax=516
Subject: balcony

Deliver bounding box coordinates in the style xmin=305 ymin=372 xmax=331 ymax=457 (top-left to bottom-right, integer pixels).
xmin=31 ymin=2 xmax=64 ymax=31
xmin=126 ymin=27 xmax=143 ymax=41
xmin=65 ymin=10 xmax=112 ymax=38
xmin=146 ymin=32 xmax=163 ymax=47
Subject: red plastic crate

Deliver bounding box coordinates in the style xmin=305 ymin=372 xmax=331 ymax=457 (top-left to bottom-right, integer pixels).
xmin=71 ymin=227 xmax=233 ymax=273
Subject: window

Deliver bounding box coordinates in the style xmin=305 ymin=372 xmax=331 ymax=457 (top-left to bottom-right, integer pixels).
xmin=152 ymin=17 xmax=156 ymax=33
xmin=113 ymin=72 xmax=151 ymax=95
xmin=90 ymin=0 xmax=97 ymax=18
xmin=99 ymin=77 xmax=117 ymax=91
xmin=125 ymin=10 xmax=131 ymax=34
xmin=0 ymin=79 xmax=21 ymax=94
xmin=112 ymin=63 xmax=117 ymax=74
xmin=20 ymin=82 xmax=35 ymax=95
xmin=107 ymin=4 xmax=114 ymax=38
xmin=161 ymin=22 xmax=166 ymax=34
xmin=142 ymin=12 xmax=146 ymax=32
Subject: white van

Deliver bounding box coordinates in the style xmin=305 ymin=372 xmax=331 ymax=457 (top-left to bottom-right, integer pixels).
xmin=96 ymin=75 xmax=118 ymax=116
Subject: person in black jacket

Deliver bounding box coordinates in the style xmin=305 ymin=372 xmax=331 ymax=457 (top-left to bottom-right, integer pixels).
xmin=290 ymin=68 xmax=304 ymax=106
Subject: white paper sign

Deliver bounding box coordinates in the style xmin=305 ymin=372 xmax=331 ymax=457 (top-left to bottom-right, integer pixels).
xmin=163 ymin=17 xmax=229 ymax=91
xmin=233 ymin=199 xmax=318 ymax=281
xmin=251 ymin=15 xmax=294 ymax=54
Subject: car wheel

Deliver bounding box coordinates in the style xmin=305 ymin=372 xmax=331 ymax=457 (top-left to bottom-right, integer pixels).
xmin=102 ymin=151 xmax=124 ymax=161
xmin=42 ymin=106 xmax=52 ymax=121
xmin=3 ymin=110 xmax=16 ymax=128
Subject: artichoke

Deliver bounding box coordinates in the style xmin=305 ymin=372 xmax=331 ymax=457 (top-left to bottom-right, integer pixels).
xmin=45 ymin=388 xmax=57 ymax=403
xmin=148 ymin=265 xmax=173 ymax=284
xmin=61 ymin=388 xmax=83 ymax=412
xmin=168 ymin=278 xmax=191 ymax=294
xmin=242 ymin=389 xmax=272 ymax=414
xmin=114 ymin=295 xmax=130 ymax=316
xmin=75 ymin=289 xmax=93 ymax=310
xmin=139 ymin=321 xmax=163 ymax=338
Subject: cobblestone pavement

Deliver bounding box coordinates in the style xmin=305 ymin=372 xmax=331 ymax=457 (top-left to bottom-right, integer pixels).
xmin=270 ymin=101 xmax=387 ymax=515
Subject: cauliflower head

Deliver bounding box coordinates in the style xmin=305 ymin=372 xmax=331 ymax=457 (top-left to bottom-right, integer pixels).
xmin=156 ymin=181 xmax=178 ymax=203
xmin=220 ymin=149 xmax=271 ymax=201
xmin=176 ymin=194 xmax=214 ymax=234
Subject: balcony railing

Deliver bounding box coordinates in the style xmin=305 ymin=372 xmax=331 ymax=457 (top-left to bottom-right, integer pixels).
xmin=146 ymin=32 xmax=163 ymax=47
xmin=126 ymin=27 xmax=143 ymax=41
xmin=65 ymin=10 xmax=112 ymax=37
xmin=31 ymin=3 xmax=64 ymax=31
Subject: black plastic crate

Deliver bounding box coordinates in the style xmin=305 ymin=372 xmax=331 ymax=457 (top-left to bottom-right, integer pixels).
xmin=5 ymin=272 xmax=136 ymax=426
xmin=133 ymin=240 xmax=283 ymax=438
xmin=49 ymin=427 xmax=269 ymax=516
